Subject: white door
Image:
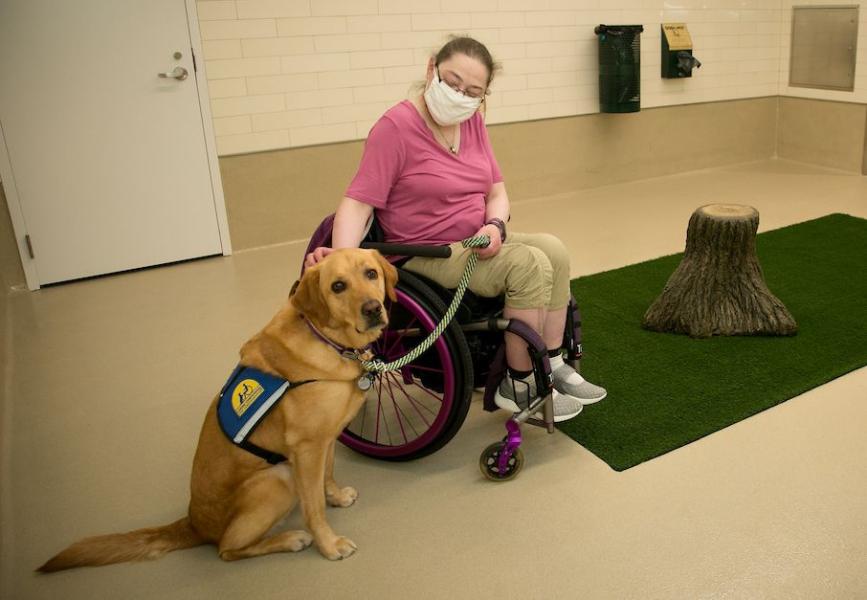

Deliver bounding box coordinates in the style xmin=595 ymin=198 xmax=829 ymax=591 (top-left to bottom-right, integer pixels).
xmin=0 ymin=0 xmax=224 ymax=286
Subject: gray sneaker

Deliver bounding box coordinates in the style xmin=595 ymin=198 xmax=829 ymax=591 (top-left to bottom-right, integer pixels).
xmin=493 ymin=375 xmax=583 ymax=423
xmin=551 ymin=363 xmax=607 ymax=405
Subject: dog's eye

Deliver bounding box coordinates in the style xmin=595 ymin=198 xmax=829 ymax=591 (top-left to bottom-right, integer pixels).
xmin=331 ymin=280 xmax=346 ymax=293
xmin=365 ymin=269 xmax=378 ymax=280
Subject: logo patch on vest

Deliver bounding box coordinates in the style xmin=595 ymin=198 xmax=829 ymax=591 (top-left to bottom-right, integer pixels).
xmin=217 ymin=366 xmax=291 ymax=444
xmin=215 ymin=365 xmax=314 ymax=463
xmin=232 ymin=379 xmax=263 ymax=416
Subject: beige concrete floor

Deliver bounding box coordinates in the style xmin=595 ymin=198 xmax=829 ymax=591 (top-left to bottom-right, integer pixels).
xmin=2 ymin=159 xmax=866 ymax=599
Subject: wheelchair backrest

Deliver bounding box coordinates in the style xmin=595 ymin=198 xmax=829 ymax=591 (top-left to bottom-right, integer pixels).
xmin=301 ymin=213 xmax=387 ymax=275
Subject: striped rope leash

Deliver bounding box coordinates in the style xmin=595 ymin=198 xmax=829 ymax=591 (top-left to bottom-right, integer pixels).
xmin=361 ymin=234 xmax=490 ymax=374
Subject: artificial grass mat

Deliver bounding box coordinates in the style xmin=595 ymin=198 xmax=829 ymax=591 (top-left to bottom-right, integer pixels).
xmin=560 ymin=213 xmax=867 ymax=471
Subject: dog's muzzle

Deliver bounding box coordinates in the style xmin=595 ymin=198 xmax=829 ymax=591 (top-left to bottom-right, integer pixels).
xmin=361 ymin=299 xmax=385 ymax=329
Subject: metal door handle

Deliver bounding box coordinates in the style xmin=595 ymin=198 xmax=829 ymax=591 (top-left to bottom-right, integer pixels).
xmin=158 ymin=66 xmax=188 ymax=81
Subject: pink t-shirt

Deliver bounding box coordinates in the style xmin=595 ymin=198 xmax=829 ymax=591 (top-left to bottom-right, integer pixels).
xmin=345 ymin=100 xmax=503 ymax=245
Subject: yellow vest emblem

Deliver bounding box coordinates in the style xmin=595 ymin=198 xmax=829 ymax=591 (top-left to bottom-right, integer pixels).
xmin=232 ymin=379 xmax=264 ymax=416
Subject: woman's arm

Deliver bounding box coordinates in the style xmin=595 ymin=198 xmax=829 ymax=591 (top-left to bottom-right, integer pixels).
xmin=474 ymin=181 xmax=510 ymax=259
xmin=485 ymin=181 xmax=510 ymax=223
xmin=304 ymin=197 xmax=374 ymax=267
xmin=333 ymin=197 xmax=374 ymax=248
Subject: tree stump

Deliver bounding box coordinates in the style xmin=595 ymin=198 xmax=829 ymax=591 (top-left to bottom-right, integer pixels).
xmin=642 ymin=204 xmax=797 ymax=338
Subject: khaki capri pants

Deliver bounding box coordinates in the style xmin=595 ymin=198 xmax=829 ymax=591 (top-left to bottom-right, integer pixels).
xmin=402 ymin=232 xmax=571 ymax=310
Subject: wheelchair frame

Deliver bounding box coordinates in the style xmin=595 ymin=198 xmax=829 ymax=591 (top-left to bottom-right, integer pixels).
xmin=304 ymin=214 xmax=584 ymax=480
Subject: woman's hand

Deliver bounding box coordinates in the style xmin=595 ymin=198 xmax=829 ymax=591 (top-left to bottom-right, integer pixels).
xmin=473 ymin=224 xmax=502 ymax=260
xmin=304 ymin=246 xmax=334 ymax=268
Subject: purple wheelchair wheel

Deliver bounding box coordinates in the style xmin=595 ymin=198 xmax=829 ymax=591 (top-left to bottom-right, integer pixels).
xmin=340 ymin=270 xmax=474 ymax=461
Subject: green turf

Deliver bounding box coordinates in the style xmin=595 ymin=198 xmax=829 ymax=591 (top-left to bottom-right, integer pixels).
xmin=560 ymin=213 xmax=867 ymax=471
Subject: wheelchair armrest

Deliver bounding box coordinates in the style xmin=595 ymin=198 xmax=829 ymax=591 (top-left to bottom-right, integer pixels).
xmin=360 ymin=241 xmax=452 ymax=258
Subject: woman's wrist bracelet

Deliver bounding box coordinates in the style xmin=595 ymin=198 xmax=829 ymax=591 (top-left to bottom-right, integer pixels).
xmin=485 ymin=218 xmax=507 ymax=242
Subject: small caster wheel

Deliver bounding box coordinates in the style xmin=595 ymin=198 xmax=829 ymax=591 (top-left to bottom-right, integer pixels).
xmin=479 ymin=442 xmax=524 ymax=481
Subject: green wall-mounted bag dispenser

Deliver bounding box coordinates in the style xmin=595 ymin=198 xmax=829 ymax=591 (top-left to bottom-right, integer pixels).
xmin=594 ymin=24 xmax=644 ymax=113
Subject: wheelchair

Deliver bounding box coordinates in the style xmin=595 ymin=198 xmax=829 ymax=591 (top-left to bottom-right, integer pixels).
xmin=303 ymin=215 xmax=584 ymax=481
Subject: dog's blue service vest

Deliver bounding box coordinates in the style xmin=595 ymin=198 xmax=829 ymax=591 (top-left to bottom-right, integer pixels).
xmin=217 ymin=365 xmax=313 ymax=464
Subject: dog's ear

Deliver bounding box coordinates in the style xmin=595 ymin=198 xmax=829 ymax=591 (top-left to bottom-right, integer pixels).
xmin=291 ymin=267 xmax=328 ymax=322
xmin=372 ymin=250 xmax=398 ymax=302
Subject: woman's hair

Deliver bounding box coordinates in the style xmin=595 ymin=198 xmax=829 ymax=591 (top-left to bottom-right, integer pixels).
xmin=434 ymin=35 xmax=501 ymax=88
xmin=407 ymin=35 xmax=501 ymax=105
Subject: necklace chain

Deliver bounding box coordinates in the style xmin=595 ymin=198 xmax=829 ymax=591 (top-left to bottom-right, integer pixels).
xmin=421 ymin=97 xmax=458 ymax=154
xmin=434 ymin=122 xmax=457 ymax=154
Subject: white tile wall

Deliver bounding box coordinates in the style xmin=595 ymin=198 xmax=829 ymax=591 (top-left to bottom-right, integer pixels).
xmin=197 ymin=0 xmax=865 ymax=156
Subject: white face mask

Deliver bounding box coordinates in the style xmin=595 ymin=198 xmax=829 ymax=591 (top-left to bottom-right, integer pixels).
xmin=423 ymin=68 xmax=483 ymax=127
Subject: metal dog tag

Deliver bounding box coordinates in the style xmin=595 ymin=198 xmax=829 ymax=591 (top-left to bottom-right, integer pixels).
xmin=357 ymin=375 xmax=373 ymax=391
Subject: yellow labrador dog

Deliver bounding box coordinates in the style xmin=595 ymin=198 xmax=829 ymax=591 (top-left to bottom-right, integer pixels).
xmin=39 ymin=248 xmax=397 ymax=571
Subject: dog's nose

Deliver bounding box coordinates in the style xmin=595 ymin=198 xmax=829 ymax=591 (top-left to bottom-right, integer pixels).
xmin=362 ymin=300 xmax=382 ymax=320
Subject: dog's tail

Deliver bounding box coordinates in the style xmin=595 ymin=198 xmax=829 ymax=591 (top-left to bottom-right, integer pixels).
xmin=36 ymin=516 xmax=205 ymax=573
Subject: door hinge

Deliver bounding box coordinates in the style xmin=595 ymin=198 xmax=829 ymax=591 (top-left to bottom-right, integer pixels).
xmin=191 ymin=48 xmax=197 ymax=73
xmin=24 ymin=234 xmax=35 ymax=259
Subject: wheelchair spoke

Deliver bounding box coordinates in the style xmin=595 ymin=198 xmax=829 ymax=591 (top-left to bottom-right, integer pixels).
xmin=405 ymin=363 xmax=445 ymax=375
xmin=357 ymin=372 xmax=383 ymax=440
xmin=380 ymin=399 xmax=393 ymax=446
xmin=404 ymin=377 xmax=447 ymax=408
xmin=374 ymin=381 xmax=383 ymax=445
xmin=382 ymin=372 xmax=410 ymax=444
xmin=383 ymin=314 xmax=421 ymax=357
xmin=385 ymin=327 xmax=422 ymax=337
xmin=383 ymin=371 xmax=435 ymax=428
xmin=359 ymin=394 xmax=367 ymax=439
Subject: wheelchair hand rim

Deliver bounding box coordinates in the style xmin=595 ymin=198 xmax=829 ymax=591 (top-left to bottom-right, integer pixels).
xmin=340 ymin=287 xmax=458 ymax=458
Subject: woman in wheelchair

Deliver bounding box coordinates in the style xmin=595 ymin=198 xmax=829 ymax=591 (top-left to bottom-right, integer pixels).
xmin=305 ymin=36 xmax=606 ymax=424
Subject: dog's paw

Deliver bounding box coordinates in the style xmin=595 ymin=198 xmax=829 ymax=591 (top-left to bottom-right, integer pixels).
xmin=319 ymin=536 xmax=358 ymax=561
xmin=326 ymin=486 xmax=358 ymax=508
xmin=286 ymin=530 xmax=314 ymax=552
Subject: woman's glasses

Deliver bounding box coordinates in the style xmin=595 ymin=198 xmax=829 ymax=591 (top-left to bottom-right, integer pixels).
xmin=437 ymin=68 xmax=487 ymax=100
